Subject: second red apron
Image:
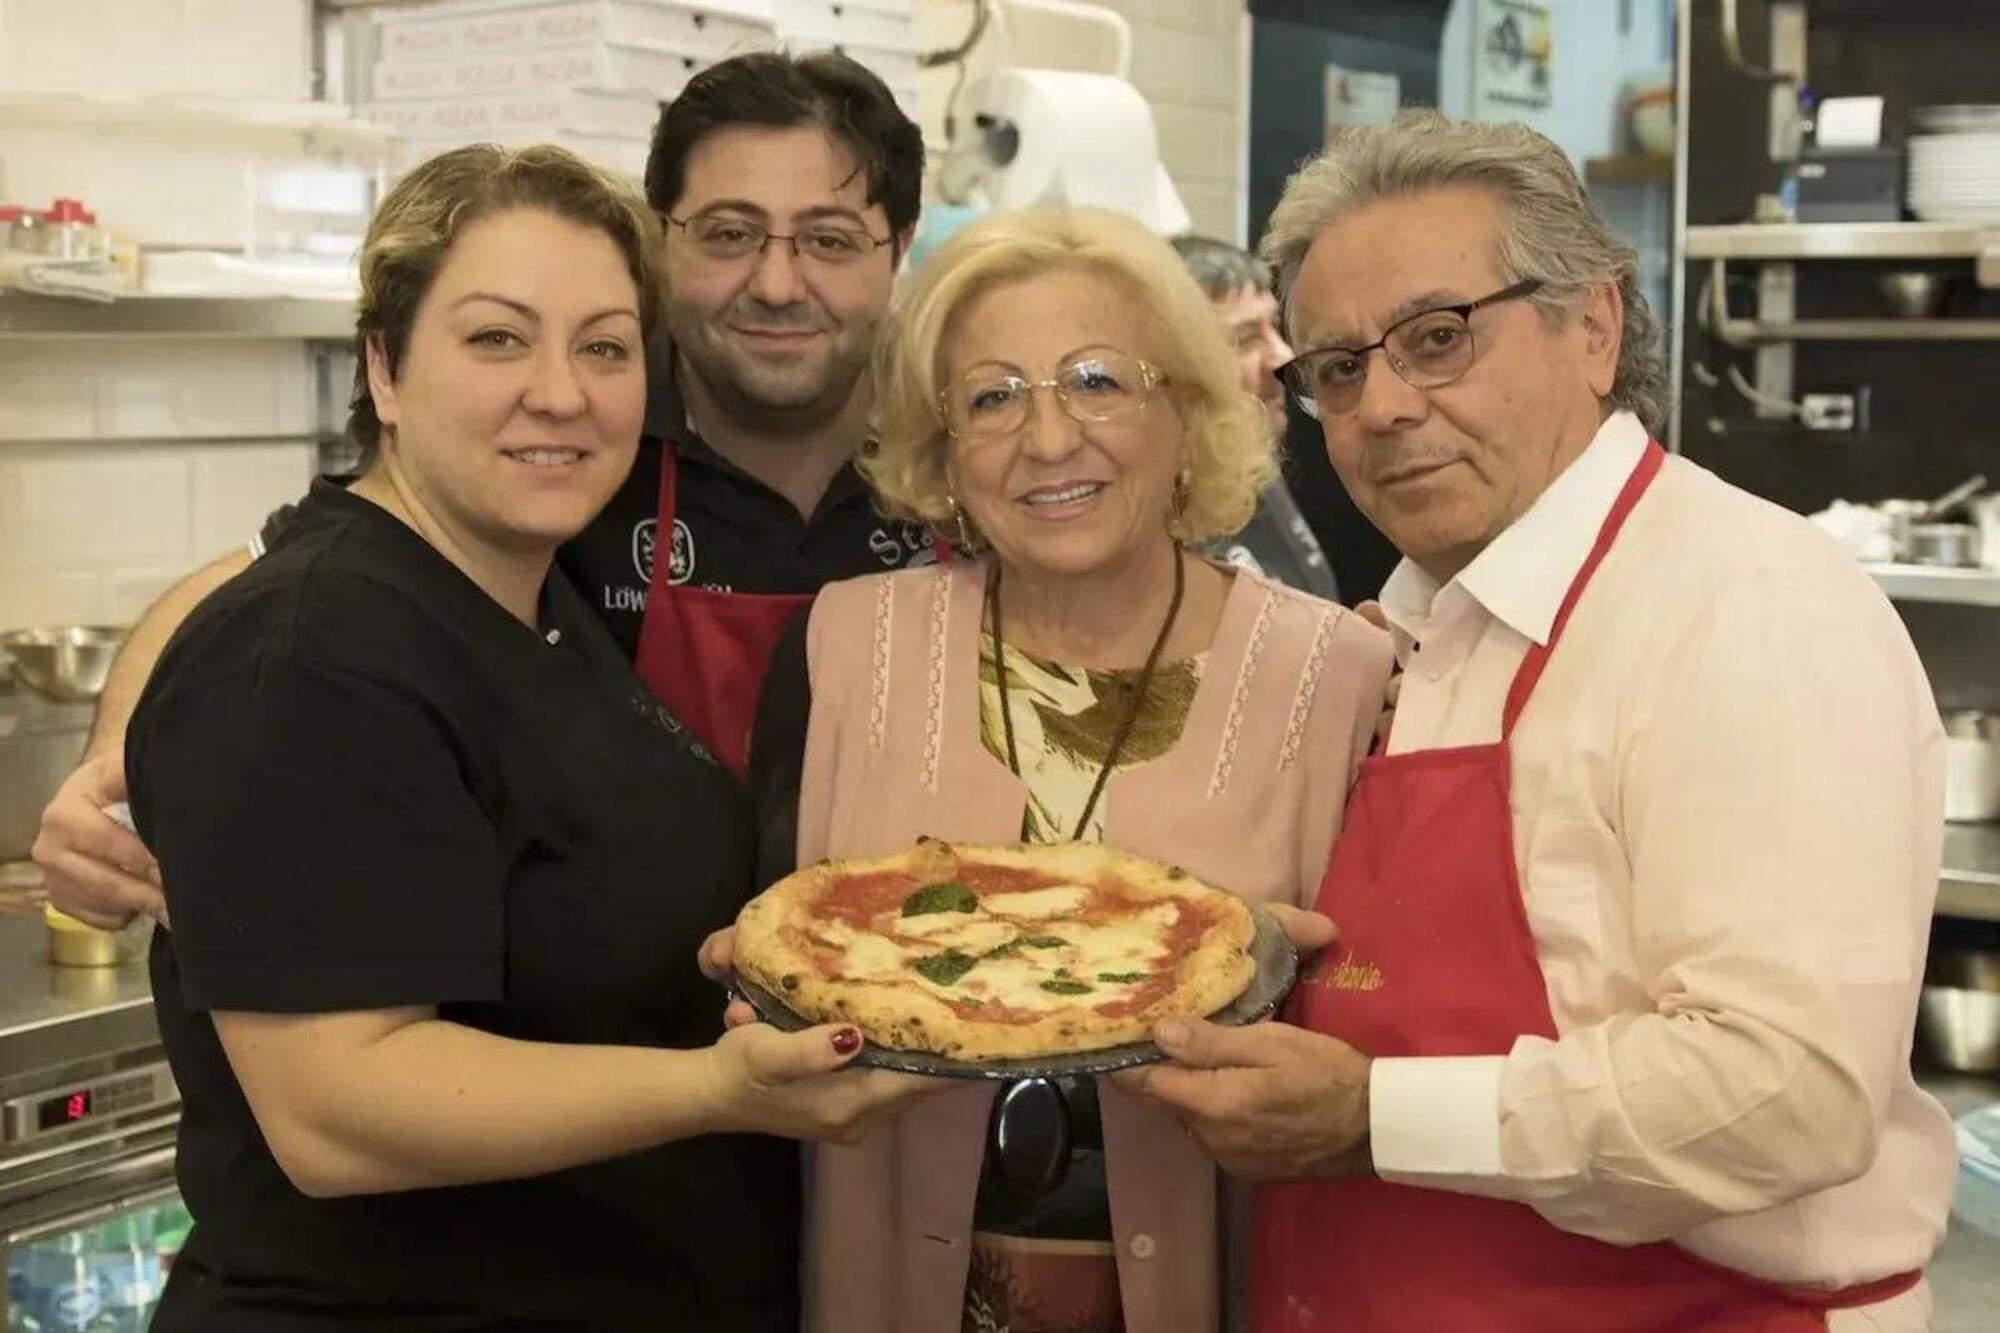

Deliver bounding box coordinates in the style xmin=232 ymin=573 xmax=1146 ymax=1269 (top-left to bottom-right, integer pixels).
xmin=633 ymin=445 xmax=811 ymax=778
xmin=1251 ymin=442 xmax=1917 ymax=1332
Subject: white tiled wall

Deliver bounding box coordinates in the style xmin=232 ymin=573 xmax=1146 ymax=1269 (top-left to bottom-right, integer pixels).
xmin=914 ymin=0 xmax=1249 ymax=240
xmin=0 ymin=0 xmax=314 ymax=101
xmin=0 ymin=439 xmax=316 ymax=629
xmin=0 ymin=2 xmax=327 ymax=633
xmin=0 ymin=341 xmax=314 ymax=443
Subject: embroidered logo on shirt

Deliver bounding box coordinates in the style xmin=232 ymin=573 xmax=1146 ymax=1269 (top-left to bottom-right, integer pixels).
xmin=633 ymin=517 xmax=657 ymax=583
xmin=869 ymin=523 xmax=938 ymax=568
xmin=668 ymin=520 xmax=694 ymax=585
xmin=631 ymin=516 xmax=694 ymax=586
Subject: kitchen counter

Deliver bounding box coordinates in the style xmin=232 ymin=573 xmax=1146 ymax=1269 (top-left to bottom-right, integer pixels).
xmin=1922 ymin=1070 xmax=2000 ymax=1333
xmin=0 ymin=908 xmax=158 ymax=1076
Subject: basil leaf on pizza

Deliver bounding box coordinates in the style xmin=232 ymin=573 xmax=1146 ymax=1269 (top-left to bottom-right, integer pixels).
xmin=901 ymin=882 xmax=977 ymax=916
xmin=732 ymin=840 xmax=1258 ymax=1060
xmin=912 ymin=948 xmax=979 ymax=986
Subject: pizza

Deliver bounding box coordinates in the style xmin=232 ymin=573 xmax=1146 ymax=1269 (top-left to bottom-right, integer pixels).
xmin=733 ymin=838 xmax=1258 ymax=1060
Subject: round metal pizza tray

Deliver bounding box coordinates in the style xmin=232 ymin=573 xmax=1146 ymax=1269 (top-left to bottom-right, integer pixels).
xmin=732 ymin=906 xmax=1299 ymax=1080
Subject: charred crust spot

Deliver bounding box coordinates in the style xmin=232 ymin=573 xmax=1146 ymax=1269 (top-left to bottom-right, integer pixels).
xmin=1166 ymin=866 xmax=1188 ymax=879
xmin=781 ymin=974 xmax=799 ymax=991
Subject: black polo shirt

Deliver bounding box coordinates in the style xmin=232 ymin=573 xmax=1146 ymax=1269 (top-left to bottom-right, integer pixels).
xmin=132 ymin=482 xmax=797 ymax=1332
xmin=557 ymin=429 xmax=936 ymax=663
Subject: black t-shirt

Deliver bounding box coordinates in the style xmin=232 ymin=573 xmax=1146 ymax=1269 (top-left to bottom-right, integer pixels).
xmin=129 ymin=482 xmax=797 ymax=1332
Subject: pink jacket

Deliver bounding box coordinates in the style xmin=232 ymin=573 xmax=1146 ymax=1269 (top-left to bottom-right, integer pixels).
xmin=796 ymin=560 xmax=1392 ymax=1333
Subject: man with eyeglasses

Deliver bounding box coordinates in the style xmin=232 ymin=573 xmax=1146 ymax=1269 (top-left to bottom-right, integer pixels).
xmin=1120 ymin=112 xmax=1953 ymax=1332
xmin=34 ymin=53 xmax=935 ymax=920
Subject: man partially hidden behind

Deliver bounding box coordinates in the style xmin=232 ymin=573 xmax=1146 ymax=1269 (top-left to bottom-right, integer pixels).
xmin=1170 ymin=234 xmax=1338 ymax=599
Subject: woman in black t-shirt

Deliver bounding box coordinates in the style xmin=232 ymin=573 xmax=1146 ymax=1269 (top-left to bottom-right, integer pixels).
xmin=126 ymin=145 xmax=929 ymax=1333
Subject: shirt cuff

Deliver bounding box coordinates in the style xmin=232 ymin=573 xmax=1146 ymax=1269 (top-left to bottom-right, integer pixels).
xmin=1370 ymin=1055 xmax=1516 ymax=1200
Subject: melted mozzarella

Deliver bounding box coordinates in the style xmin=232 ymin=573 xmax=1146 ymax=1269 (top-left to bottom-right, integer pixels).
xmin=982 ymin=885 xmax=1090 ymax=919
xmin=893 ymin=916 xmax=1018 ymax=955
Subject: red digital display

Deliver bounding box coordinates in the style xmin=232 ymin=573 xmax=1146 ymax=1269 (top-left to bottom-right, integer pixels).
xmin=34 ymin=1088 xmax=92 ymax=1132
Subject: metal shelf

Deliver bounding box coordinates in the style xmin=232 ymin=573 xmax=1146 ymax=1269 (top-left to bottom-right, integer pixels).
xmin=1865 ymin=563 xmax=2000 ymax=607
xmin=0 ymin=290 xmax=355 ymax=341
xmin=1940 ymin=823 xmax=2000 ymax=922
xmin=1716 ymin=317 xmax=2000 ymax=343
xmin=0 ymin=92 xmax=397 ymax=157
xmin=1686 ymin=221 xmax=1998 ymax=261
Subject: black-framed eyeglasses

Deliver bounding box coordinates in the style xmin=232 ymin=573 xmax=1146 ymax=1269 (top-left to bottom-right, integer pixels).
xmin=1276 ymin=278 xmax=1544 ymax=420
xmin=665 ymin=212 xmax=892 ymax=267
xmin=938 ymin=346 xmax=1168 ymax=440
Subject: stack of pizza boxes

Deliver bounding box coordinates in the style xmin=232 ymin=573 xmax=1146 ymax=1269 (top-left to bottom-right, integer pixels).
xmin=358 ymin=0 xmax=780 ymax=184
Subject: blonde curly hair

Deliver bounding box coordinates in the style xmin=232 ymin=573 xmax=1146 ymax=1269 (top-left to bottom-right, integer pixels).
xmin=864 ymin=207 xmax=1273 ymax=546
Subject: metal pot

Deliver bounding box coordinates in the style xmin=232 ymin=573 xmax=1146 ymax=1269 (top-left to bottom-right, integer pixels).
xmin=1970 ymin=493 xmax=2000 ymax=572
xmin=1918 ymin=949 xmax=2000 ymax=1073
xmin=1944 ymin=711 xmax=2000 ymax=822
xmin=1880 ymin=475 xmax=1987 ymax=561
xmin=1904 ymin=522 xmax=1981 ymax=568
xmin=0 ymin=626 xmax=124 ymax=703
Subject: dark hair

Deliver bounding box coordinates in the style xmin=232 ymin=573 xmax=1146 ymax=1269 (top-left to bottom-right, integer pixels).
xmin=1170 ymin=234 xmax=1273 ymax=302
xmin=347 ymin=143 xmax=663 ymax=468
xmin=644 ymin=50 xmax=924 ymax=238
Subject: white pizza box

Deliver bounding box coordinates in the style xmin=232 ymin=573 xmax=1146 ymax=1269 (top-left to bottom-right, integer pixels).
xmin=371 ymin=40 xmax=705 ymax=102
xmin=363 ymin=85 xmax=664 ymax=142
xmin=397 ymin=129 xmax=652 ymax=183
xmin=773 ymin=0 xmax=914 ymax=52
xmin=373 ymin=0 xmax=776 ymax=66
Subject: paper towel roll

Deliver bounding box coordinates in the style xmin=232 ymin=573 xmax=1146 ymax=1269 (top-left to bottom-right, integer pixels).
xmin=967 ymin=68 xmax=1190 ymax=233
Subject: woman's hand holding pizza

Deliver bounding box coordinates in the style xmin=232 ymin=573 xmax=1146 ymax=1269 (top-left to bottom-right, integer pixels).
xmin=698 ymin=1020 xmax=943 ymax=1144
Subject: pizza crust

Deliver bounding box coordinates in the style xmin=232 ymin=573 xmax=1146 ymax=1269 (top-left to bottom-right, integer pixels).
xmin=735 ymin=839 xmax=1257 ymax=1060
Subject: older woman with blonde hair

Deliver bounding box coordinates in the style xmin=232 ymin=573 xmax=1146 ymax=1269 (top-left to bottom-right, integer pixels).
xmin=745 ymin=205 xmax=1393 ymax=1332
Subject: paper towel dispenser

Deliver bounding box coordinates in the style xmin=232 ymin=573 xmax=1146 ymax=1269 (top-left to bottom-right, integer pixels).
xmin=960 ymin=67 xmax=1192 ymax=235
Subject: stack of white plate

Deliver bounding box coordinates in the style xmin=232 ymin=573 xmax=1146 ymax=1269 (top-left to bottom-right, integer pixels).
xmin=1908 ymin=105 xmax=2000 ymax=223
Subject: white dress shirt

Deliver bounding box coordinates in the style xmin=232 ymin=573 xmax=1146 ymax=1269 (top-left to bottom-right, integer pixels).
xmin=1367 ymin=411 xmax=1956 ymax=1329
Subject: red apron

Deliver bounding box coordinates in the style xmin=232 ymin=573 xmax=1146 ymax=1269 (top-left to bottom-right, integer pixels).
xmin=632 ymin=445 xmax=811 ymax=778
xmin=1252 ymin=442 xmax=1918 ymax=1332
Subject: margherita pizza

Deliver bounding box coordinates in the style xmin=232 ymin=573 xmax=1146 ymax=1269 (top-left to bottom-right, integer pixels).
xmin=734 ymin=839 xmax=1258 ymax=1060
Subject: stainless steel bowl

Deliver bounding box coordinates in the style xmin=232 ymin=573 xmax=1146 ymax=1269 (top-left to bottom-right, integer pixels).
xmin=1876 ymin=271 xmax=1946 ymax=319
xmin=1905 ymin=522 xmax=1981 ymax=568
xmin=1918 ymin=950 xmax=2000 ymax=1074
xmin=0 ymin=626 xmax=126 ymax=702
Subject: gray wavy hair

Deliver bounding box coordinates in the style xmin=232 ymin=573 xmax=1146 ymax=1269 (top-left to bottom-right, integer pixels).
xmin=1261 ymin=110 xmax=1669 ymax=435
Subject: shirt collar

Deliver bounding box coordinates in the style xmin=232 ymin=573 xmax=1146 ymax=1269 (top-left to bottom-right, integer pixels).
xmin=1378 ymin=410 xmax=1650 ymax=652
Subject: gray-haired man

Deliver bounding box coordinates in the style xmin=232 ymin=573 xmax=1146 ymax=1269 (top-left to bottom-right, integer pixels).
xmin=1122 ymin=111 xmax=1952 ymax=1332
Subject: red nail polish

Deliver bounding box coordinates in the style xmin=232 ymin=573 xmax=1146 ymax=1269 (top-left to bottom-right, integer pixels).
xmin=831 ymin=1028 xmax=861 ymax=1056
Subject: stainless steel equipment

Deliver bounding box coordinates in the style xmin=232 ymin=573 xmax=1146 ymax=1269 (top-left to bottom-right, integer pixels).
xmin=1944 ymin=711 xmax=2000 ymax=823
xmin=1880 ymin=474 xmax=1989 ymax=563
xmin=0 ymin=628 xmax=124 ymax=704
xmin=1919 ymin=949 xmax=2000 ymax=1073
xmin=1906 ymin=522 xmax=1982 ymax=568
xmin=0 ymin=911 xmax=183 ymax=1329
